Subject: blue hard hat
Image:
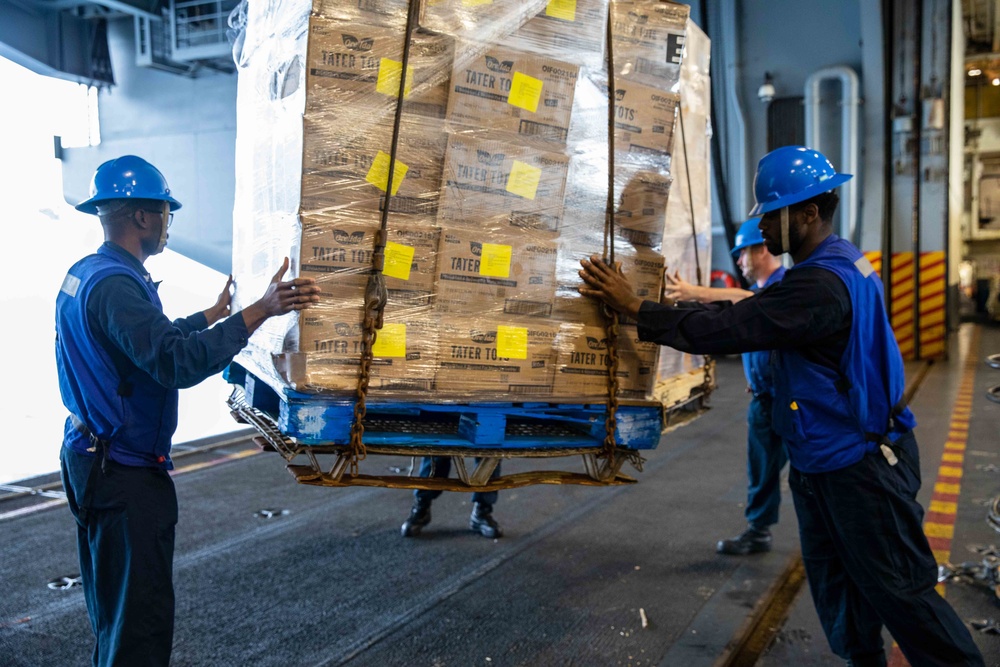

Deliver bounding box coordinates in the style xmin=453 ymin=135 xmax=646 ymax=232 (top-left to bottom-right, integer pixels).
xmin=730 ymin=218 xmax=764 ymax=259
xmin=747 ymin=145 xmax=852 ymax=217
xmin=75 ymin=155 xmax=182 ymax=215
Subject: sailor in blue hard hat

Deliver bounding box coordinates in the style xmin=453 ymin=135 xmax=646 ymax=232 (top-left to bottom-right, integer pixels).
xmin=57 ymin=155 xmax=320 ymax=666
xmin=731 ymin=217 xmax=765 ymax=260
xmin=748 ymin=145 xmax=852 ymax=258
xmin=76 ymin=155 xmax=182 ymax=257
xmin=579 ymin=146 xmax=985 ymax=666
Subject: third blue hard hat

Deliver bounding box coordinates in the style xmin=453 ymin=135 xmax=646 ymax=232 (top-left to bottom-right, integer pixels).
xmin=730 ymin=218 xmax=764 ymax=259
xmin=75 ymin=155 xmax=182 ymax=215
xmin=747 ymin=145 xmax=852 ymax=217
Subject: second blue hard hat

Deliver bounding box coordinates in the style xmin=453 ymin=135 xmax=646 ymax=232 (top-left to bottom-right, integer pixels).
xmin=75 ymin=155 xmax=182 ymax=215
xmin=748 ymin=145 xmax=852 ymax=217
xmin=731 ymin=218 xmax=765 ymax=259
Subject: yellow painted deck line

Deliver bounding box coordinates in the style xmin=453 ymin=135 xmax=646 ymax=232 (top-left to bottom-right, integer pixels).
xmin=928 ymin=500 xmax=957 ymax=515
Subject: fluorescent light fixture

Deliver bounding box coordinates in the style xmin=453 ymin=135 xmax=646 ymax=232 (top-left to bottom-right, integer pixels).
xmin=969 ymin=68 xmax=982 ymax=76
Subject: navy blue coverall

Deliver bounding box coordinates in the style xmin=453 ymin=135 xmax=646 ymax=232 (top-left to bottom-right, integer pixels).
xmin=56 ymin=242 xmax=250 ymax=667
xmin=741 ymin=266 xmax=787 ymax=531
xmin=632 ymin=236 xmax=984 ymax=666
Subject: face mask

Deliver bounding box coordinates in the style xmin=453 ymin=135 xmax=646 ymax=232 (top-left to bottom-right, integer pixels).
xmin=154 ymin=200 xmax=169 ymax=255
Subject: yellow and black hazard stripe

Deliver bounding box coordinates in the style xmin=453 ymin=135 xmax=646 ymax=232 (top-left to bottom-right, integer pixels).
xmin=863 ymin=251 xmax=946 ymax=361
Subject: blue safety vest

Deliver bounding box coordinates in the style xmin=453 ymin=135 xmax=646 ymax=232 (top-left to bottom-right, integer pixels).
xmin=770 ymin=236 xmax=915 ymax=473
xmin=56 ymin=245 xmax=178 ymax=469
xmin=742 ymin=266 xmax=785 ymax=395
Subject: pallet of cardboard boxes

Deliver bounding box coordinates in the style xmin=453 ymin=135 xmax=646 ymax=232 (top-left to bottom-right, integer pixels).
xmin=231 ymin=0 xmax=712 ymax=429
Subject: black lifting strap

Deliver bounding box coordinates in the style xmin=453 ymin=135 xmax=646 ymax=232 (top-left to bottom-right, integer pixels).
xmin=834 ymin=374 xmax=907 ymax=447
xmin=69 ymin=413 xmax=111 ymax=472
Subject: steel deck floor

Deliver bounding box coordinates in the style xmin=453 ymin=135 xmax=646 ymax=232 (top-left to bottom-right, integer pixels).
xmin=1 ymin=325 xmax=998 ymax=667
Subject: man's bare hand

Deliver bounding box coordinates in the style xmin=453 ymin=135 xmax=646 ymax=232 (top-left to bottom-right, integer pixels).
xmin=662 ymin=269 xmax=703 ymax=304
xmin=662 ymin=267 xmax=754 ymax=305
xmin=578 ymin=255 xmax=644 ymax=319
xmin=203 ymin=274 xmax=234 ymax=326
xmin=257 ymin=258 xmax=321 ymax=317
xmin=241 ymin=258 xmax=321 ymax=334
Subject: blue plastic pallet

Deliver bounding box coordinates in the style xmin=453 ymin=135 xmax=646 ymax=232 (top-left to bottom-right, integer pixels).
xmin=228 ymin=364 xmax=663 ymax=450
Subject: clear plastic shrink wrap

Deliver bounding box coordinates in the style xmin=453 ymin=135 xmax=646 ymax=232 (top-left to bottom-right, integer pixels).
xmin=230 ymin=0 xmax=696 ymax=401
xmin=656 ymin=18 xmax=712 ymax=379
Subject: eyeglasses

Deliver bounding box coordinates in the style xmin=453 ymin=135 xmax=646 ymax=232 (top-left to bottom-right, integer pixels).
xmin=142 ymin=208 xmax=174 ymax=228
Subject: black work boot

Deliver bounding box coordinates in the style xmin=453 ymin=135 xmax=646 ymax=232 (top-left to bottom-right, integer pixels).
xmin=469 ymin=502 xmax=502 ymax=538
xmin=401 ymin=500 xmax=431 ymax=537
xmin=716 ymin=525 xmax=772 ymax=555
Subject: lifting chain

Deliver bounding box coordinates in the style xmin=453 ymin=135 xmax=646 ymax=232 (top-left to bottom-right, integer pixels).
xmin=348 ymin=230 xmax=388 ymax=476
xmin=600 ymin=304 xmax=621 ymax=462
xmin=345 ymin=0 xmax=419 ymax=478
xmin=598 ymin=0 xmax=620 ymax=466
xmin=702 ymin=354 xmax=713 ymax=393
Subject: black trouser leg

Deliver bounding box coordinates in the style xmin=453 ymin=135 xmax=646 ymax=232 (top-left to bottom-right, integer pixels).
xmin=413 ymin=456 xmax=501 ymax=506
xmin=62 ymin=447 xmax=178 ymax=667
xmin=790 ymin=432 xmax=984 ymax=667
xmin=413 ymin=456 xmax=450 ymax=504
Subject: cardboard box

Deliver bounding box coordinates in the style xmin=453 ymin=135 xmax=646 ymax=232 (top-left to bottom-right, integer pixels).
xmin=290 ymin=303 xmax=439 ymax=391
xmin=560 ymin=168 xmax=672 ymax=252
xmin=446 ymin=43 xmax=579 ymax=144
xmin=312 ymin=0 xmax=409 ymax=28
xmin=301 ymin=115 xmax=447 ymax=214
xmin=437 ymin=134 xmax=569 ymax=232
xmin=305 ymin=18 xmax=452 ymax=118
xmin=613 ymin=81 xmax=679 ymax=161
xmin=419 ymin=0 xmax=540 ymax=43
xmin=434 ymin=317 xmax=558 ymax=394
xmin=512 ymin=0 xmax=607 ymax=56
xmin=555 ymin=245 xmax=664 ymax=326
xmin=614 ymin=169 xmax=671 ymax=250
xmin=552 ymin=323 xmax=659 ymax=399
xmin=434 ymin=227 xmax=558 ymax=318
xmin=298 ymin=214 xmax=440 ymax=305
xmin=610 ymin=0 xmax=689 ymax=91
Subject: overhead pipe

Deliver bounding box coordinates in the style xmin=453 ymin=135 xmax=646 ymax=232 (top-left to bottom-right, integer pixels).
xmin=804 ymin=66 xmax=860 ymax=243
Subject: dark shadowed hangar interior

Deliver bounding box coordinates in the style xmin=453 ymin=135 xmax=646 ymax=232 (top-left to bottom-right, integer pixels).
xmin=1 ymin=0 xmax=1000 ymax=665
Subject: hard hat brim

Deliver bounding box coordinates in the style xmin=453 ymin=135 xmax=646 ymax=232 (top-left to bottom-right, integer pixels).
xmin=748 ymin=172 xmax=852 ymax=217
xmin=75 ymin=193 xmax=183 ymax=215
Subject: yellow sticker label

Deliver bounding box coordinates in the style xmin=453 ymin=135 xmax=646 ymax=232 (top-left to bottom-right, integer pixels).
xmin=496 ymin=325 xmax=528 ymax=360
xmin=506 ymin=160 xmax=542 ymax=200
xmin=507 ymin=71 xmax=543 ymax=113
xmin=372 ymin=323 xmax=406 ymax=358
xmin=365 ymin=151 xmax=409 ymax=195
xmin=375 ymin=58 xmax=413 ymax=98
xmin=383 ymin=241 xmax=415 ymax=281
xmin=790 ymin=401 xmax=799 ymax=411
xmin=479 ymin=243 xmax=512 ymax=278
xmin=462 ymin=0 xmax=492 ymax=6
xmin=545 ymin=0 xmax=576 ymax=21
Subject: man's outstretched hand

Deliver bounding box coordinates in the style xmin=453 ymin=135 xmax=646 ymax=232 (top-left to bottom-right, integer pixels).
xmin=578 ymin=255 xmax=644 ymax=319
xmin=241 ymin=258 xmax=321 ymax=334
xmin=203 ymin=274 xmax=234 ymax=326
